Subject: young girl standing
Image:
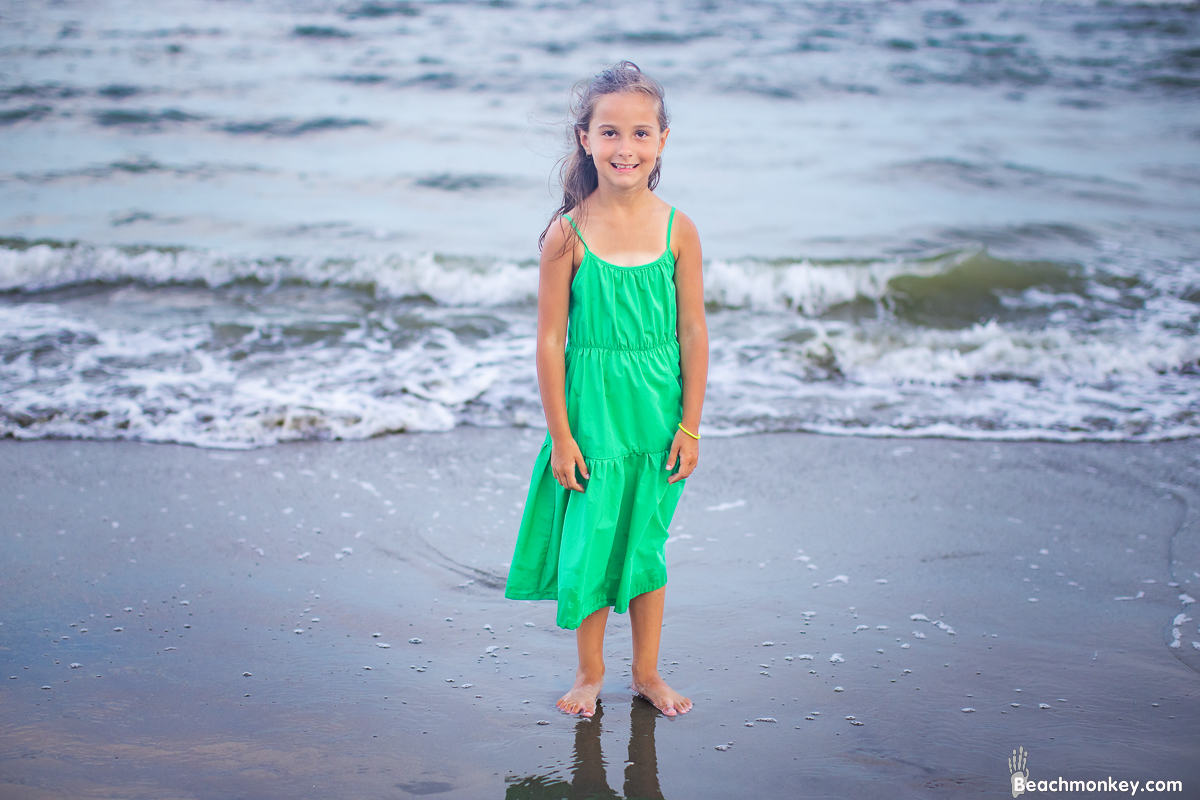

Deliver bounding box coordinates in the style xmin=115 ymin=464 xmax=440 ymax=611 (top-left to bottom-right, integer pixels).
xmin=504 ymin=62 xmax=708 ymax=718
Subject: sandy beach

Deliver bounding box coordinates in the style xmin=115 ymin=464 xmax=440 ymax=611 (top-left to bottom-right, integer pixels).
xmin=2 ymin=429 xmax=1198 ymax=798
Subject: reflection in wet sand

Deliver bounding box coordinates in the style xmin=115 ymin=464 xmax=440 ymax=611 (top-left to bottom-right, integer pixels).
xmin=505 ymin=699 xmax=665 ymax=800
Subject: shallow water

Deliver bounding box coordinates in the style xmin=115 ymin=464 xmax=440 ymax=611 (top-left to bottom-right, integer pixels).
xmin=2 ymin=0 xmax=1199 ymax=446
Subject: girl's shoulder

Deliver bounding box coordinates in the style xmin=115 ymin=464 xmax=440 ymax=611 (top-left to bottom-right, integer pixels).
xmin=558 ymin=205 xmax=589 ymax=239
xmin=540 ymin=213 xmax=584 ymax=267
xmin=667 ymin=207 xmax=701 ymax=259
xmin=667 ymin=206 xmax=697 ymax=230
xmin=556 ymin=208 xmax=587 ymax=251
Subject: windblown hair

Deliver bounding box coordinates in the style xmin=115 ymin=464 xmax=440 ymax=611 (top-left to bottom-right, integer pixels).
xmin=539 ymin=61 xmax=670 ymax=251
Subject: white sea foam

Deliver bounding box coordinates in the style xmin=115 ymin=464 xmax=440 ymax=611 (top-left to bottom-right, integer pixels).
xmin=703 ymin=255 xmax=936 ymax=316
xmin=0 ymin=241 xmax=951 ymax=313
xmin=0 ymin=298 xmax=535 ymax=447
xmin=706 ymin=500 xmax=746 ymax=511
xmin=1 ymin=239 xmax=1198 ymax=446
xmin=0 ymin=243 xmax=541 ymax=307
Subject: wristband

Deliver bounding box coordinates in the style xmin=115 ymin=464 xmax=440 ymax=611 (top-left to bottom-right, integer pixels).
xmin=677 ymin=423 xmax=700 ymax=440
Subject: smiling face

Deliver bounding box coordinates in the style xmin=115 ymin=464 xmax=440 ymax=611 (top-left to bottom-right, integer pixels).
xmin=579 ymin=91 xmax=669 ymax=191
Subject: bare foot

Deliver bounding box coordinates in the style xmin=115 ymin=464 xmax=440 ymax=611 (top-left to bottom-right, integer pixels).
xmin=631 ymin=671 xmax=692 ymax=716
xmin=557 ymin=667 xmax=604 ymax=717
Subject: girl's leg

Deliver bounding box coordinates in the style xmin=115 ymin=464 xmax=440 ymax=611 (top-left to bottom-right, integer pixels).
xmin=628 ymin=586 xmax=692 ymax=716
xmin=557 ymin=605 xmax=609 ymax=717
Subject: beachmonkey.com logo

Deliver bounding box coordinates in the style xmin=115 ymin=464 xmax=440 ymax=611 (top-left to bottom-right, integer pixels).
xmin=1007 ymin=746 xmax=1183 ymax=796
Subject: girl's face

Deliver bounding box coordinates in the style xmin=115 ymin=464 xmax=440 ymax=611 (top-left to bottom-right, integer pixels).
xmin=579 ymin=91 xmax=669 ymax=192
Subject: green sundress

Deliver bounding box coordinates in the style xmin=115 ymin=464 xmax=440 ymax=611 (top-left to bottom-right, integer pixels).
xmin=504 ymin=208 xmax=686 ymax=630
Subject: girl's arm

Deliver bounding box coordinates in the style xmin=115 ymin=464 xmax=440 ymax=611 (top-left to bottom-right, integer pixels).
xmin=537 ymin=217 xmax=590 ymax=492
xmin=667 ymin=212 xmax=708 ymax=485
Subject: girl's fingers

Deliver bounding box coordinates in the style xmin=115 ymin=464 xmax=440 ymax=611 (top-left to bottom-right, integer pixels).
xmin=551 ymin=441 xmax=587 ymax=491
xmin=555 ymin=457 xmax=584 ymax=491
xmin=666 ymin=442 xmax=680 ymax=470
xmin=667 ymin=445 xmax=698 ymax=483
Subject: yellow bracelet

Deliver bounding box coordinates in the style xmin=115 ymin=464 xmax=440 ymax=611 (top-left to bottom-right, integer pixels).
xmin=677 ymin=422 xmax=700 ymax=440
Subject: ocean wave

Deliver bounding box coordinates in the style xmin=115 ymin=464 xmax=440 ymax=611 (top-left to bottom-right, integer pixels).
xmin=5 ymin=298 xmax=1194 ymax=449
xmin=1 ymin=239 xmax=1078 ymax=317
xmin=0 ymin=300 xmax=536 ymax=448
xmin=701 ymin=307 xmax=1200 ymax=441
xmin=2 ymin=237 xmax=1197 ymax=447
xmin=0 ymin=240 xmax=541 ymax=307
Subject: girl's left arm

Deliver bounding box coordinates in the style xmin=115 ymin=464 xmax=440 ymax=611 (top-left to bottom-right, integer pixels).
xmin=667 ymin=212 xmax=708 ymax=485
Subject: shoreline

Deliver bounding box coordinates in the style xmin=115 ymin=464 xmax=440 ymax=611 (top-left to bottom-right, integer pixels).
xmin=2 ymin=429 xmax=1198 ymax=798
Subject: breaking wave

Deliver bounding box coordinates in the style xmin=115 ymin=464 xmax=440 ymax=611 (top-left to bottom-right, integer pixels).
xmin=2 ymin=238 xmax=1197 ymax=447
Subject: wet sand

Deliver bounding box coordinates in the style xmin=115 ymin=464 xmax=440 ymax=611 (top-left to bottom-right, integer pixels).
xmin=2 ymin=429 xmax=1198 ymax=799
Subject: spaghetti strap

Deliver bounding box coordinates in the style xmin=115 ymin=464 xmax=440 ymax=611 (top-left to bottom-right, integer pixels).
xmin=666 ymin=207 xmax=676 ymax=251
xmin=563 ymin=213 xmax=588 ymax=249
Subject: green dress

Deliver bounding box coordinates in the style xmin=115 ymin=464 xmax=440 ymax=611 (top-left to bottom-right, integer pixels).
xmin=504 ymin=208 xmax=686 ymax=630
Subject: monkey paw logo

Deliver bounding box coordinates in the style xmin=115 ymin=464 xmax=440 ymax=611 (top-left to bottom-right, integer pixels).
xmin=1008 ymin=746 xmax=1029 ymax=798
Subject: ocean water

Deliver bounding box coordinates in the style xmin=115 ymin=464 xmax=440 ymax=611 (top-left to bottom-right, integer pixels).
xmin=1 ymin=0 xmax=1198 ymax=448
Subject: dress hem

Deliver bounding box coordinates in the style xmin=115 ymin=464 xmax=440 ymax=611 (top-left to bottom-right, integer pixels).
xmin=503 ymin=574 xmax=669 ymax=630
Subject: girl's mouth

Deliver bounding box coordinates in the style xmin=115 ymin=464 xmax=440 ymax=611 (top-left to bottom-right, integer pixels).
xmin=611 ymin=162 xmax=638 ymax=172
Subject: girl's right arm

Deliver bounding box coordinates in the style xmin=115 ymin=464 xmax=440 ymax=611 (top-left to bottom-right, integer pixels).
xmin=537 ymin=217 xmax=590 ymax=492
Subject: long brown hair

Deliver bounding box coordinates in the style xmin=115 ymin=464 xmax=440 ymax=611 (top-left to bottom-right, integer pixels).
xmin=538 ymin=61 xmax=670 ymax=252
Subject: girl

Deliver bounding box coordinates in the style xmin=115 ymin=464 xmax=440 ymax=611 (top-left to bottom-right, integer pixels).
xmin=504 ymin=62 xmax=708 ymax=718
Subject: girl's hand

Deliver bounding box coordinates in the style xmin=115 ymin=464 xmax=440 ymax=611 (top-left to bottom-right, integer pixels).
xmin=666 ymin=429 xmax=699 ymax=484
xmin=551 ymin=437 xmax=589 ymax=492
